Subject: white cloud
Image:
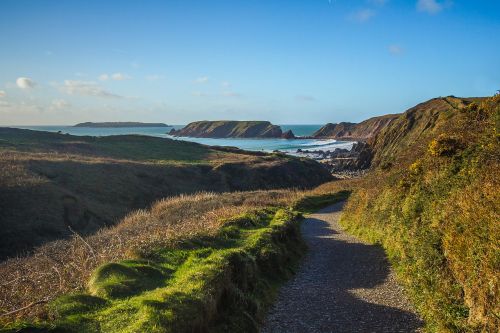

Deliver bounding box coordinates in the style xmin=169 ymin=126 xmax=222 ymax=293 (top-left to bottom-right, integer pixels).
xmin=99 ymin=73 xmax=131 ymax=81
xmin=0 ymin=90 xmax=6 ymax=98
xmin=350 ymin=8 xmax=376 ymax=22
xmin=111 ymin=73 xmax=131 ymax=81
xmin=417 ymin=0 xmax=449 ymax=14
xmin=60 ymin=80 xmax=123 ymax=98
xmin=16 ymin=77 xmax=36 ymax=89
xmin=192 ymin=91 xmax=207 ymax=97
xmin=194 ymin=76 xmax=209 ymax=84
xmin=51 ymin=99 xmax=71 ymax=110
xmin=388 ymin=44 xmax=404 ymax=55
xmin=221 ymin=81 xmax=231 ymax=88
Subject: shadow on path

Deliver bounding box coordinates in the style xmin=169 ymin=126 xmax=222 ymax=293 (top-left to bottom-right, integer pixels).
xmin=262 ymin=202 xmax=423 ymax=333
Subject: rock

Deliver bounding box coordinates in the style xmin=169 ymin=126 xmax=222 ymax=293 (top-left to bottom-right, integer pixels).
xmin=281 ymin=130 xmax=296 ymax=139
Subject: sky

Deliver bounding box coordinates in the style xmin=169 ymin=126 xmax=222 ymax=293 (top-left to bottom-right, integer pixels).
xmin=0 ymin=0 xmax=499 ymax=125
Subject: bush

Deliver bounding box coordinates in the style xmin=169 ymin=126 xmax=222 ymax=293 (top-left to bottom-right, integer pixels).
xmin=428 ymin=134 xmax=464 ymax=157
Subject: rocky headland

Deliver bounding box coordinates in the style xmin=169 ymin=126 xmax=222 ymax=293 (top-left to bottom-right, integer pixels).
xmin=169 ymin=121 xmax=295 ymax=139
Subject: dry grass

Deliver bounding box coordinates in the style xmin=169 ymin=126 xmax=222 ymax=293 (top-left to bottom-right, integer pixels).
xmin=0 ymin=128 xmax=331 ymax=260
xmin=0 ymin=189 xmax=305 ymax=323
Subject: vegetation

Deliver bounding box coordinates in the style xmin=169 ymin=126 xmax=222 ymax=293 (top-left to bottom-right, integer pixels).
xmin=0 ymin=187 xmax=348 ymax=332
xmin=292 ymin=190 xmax=350 ymax=213
xmin=0 ymin=128 xmax=331 ymax=259
xmin=1 ymin=95 xmax=497 ymax=332
xmin=339 ymin=95 xmax=499 ymax=332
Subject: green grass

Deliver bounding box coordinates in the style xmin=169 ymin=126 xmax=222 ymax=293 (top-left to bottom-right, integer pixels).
xmin=1 ymin=189 xmax=349 ymax=332
xmin=292 ymin=190 xmax=350 ymax=213
xmin=3 ymin=209 xmax=305 ymax=333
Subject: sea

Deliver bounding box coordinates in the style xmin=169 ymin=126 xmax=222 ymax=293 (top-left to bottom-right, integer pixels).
xmin=12 ymin=125 xmax=354 ymax=155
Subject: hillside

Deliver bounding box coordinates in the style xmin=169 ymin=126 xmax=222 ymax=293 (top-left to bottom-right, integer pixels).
xmin=369 ymin=96 xmax=483 ymax=167
xmin=0 ymin=128 xmax=330 ymax=260
xmin=1 ymin=96 xmax=497 ymax=332
xmin=312 ymin=114 xmax=399 ymax=141
xmin=74 ymin=122 xmax=169 ymax=127
xmin=339 ymin=95 xmax=499 ymax=331
xmin=0 ymin=182 xmax=349 ymax=331
xmin=169 ymin=120 xmax=295 ymax=138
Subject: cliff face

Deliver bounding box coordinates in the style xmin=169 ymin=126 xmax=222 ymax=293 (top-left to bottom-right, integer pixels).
xmin=170 ymin=121 xmax=294 ymax=138
xmin=312 ymin=114 xmax=399 ymax=141
xmin=370 ymin=96 xmax=482 ymax=167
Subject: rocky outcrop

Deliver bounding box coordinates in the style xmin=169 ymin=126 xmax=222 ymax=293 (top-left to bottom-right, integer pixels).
xmin=169 ymin=121 xmax=294 ymax=138
xmin=298 ymin=141 xmax=373 ymax=176
xmin=281 ymin=130 xmax=295 ymax=139
xmin=312 ymin=114 xmax=399 ymax=141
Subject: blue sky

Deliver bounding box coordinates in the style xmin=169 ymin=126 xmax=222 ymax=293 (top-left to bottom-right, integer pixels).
xmin=0 ymin=0 xmax=499 ymax=125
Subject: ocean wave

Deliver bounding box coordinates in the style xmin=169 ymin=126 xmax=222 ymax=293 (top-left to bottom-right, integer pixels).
xmin=299 ymin=139 xmax=338 ymax=146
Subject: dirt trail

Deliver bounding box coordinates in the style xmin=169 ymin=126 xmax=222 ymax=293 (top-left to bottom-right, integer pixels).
xmin=261 ymin=202 xmax=423 ymax=333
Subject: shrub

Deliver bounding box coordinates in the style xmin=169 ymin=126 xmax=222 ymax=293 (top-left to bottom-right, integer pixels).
xmin=428 ymin=134 xmax=464 ymax=157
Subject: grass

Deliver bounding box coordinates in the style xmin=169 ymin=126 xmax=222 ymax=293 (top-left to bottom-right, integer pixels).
xmin=0 ymin=186 xmax=348 ymax=329
xmin=339 ymin=95 xmax=500 ymax=332
xmin=292 ymin=190 xmax=351 ymax=213
xmin=0 ymin=127 xmax=331 ymax=260
xmin=1 ymin=208 xmax=308 ymax=332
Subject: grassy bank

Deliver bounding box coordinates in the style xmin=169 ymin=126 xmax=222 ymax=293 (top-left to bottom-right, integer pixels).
xmin=0 ymin=187 xmax=348 ymax=330
xmin=339 ymin=96 xmax=499 ymax=332
xmin=4 ymin=209 xmax=304 ymax=333
xmin=0 ymin=128 xmax=331 ymax=259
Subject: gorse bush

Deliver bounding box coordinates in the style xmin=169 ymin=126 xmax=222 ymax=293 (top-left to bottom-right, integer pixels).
xmin=428 ymin=134 xmax=464 ymax=157
xmin=340 ymin=95 xmax=500 ymax=332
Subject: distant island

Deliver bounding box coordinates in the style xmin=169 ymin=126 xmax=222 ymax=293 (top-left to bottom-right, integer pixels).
xmin=169 ymin=121 xmax=295 ymax=139
xmin=74 ymin=122 xmax=170 ymax=128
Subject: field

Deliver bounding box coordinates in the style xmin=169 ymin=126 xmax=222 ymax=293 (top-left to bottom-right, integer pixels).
xmin=0 ymin=128 xmax=331 ymax=259
xmin=0 ymin=181 xmax=350 ymax=331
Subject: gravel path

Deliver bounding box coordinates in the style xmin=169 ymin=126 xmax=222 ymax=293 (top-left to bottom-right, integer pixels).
xmin=261 ymin=202 xmax=423 ymax=333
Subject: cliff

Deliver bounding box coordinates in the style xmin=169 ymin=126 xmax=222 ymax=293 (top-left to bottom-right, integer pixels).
xmin=74 ymin=122 xmax=169 ymax=127
xmin=169 ymin=121 xmax=295 ymax=138
xmin=312 ymin=114 xmax=399 ymax=141
xmin=369 ymin=96 xmax=483 ymax=167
